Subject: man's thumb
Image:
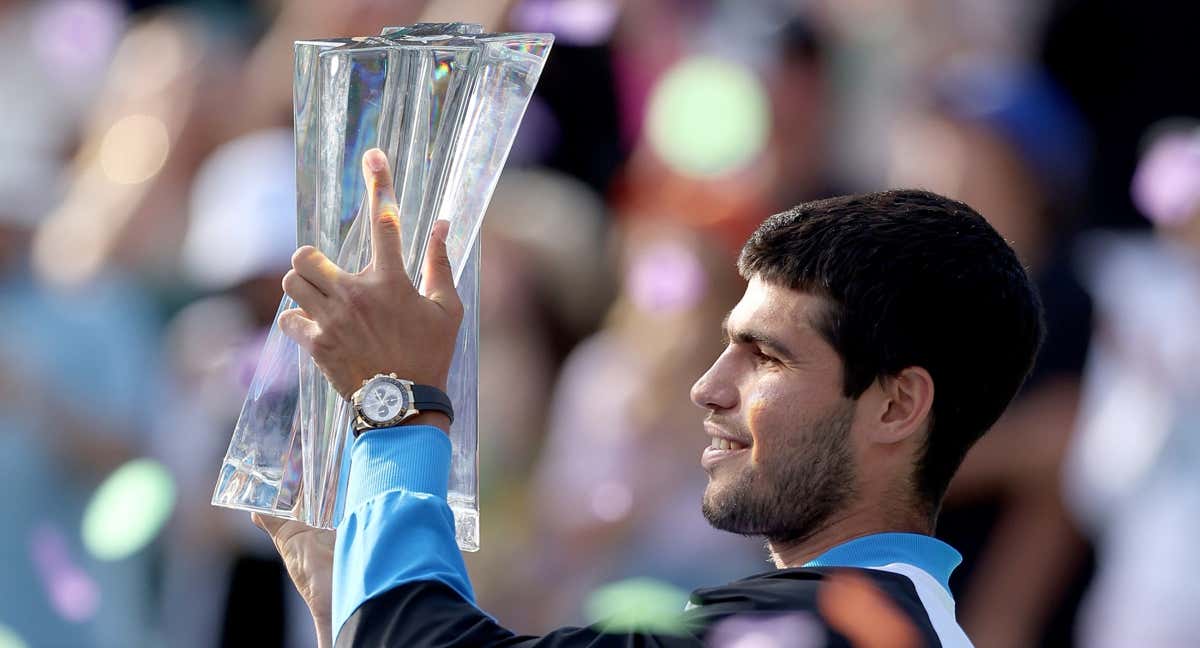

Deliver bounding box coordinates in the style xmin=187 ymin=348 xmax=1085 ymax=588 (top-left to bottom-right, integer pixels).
xmin=420 ymin=220 xmax=461 ymax=314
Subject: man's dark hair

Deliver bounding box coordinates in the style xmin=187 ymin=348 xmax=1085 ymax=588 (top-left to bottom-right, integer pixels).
xmin=738 ymin=189 xmax=1045 ymax=517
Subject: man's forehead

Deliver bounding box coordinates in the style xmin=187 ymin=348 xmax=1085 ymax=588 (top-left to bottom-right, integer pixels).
xmin=726 ymin=277 xmax=825 ymax=335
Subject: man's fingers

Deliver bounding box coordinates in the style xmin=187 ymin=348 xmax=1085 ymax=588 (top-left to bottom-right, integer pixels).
xmin=251 ymin=512 xmax=285 ymax=538
xmin=278 ymin=308 xmax=321 ymax=353
xmin=282 ymin=269 xmax=329 ymax=319
xmin=362 ymin=148 xmax=407 ymax=278
xmin=420 ymin=219 xmax=463 ymax=316
xmin=291 ymin=245 xmax=345 ymax=295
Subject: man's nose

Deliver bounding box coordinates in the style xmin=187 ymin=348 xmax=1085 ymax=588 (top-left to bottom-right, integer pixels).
xmin=690 ymin=353 xmax=738 ymax=412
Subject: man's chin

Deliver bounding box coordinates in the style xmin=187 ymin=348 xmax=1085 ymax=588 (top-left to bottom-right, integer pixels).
xmin=701 ymin=473 xmax=730 ymax=505
xmin=700 ymin=479 xmax=745 ymax=533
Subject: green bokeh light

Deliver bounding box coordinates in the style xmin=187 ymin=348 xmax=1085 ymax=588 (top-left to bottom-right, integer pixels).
xmin=0 ymin=624 xmax=28 ymax=648
xmin=646 ymin=56 xmax=769 ymax=178
xmin=82 ymin=459 xmax=176 ymax=561
xmin=584 ymin=578 xmax=691 ymax=635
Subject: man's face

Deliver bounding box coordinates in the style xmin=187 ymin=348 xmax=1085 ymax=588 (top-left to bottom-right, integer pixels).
xmin=691 ymin=277 xmax=858 ymax=544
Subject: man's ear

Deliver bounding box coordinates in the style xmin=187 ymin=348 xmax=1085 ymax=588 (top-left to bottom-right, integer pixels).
xmin=870 ymin=367 xmax=934 ymax=445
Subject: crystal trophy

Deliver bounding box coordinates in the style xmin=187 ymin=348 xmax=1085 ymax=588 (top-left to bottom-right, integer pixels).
xmin=212 ymin=23 xmax=553 ymax=551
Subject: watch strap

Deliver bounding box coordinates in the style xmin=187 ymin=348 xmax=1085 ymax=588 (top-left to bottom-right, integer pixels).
xmin=410 ymin=384 xmax=454 ymax=424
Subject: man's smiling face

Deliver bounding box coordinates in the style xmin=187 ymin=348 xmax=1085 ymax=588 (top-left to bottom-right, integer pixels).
xmin=691 ymin=276 xmax=859 ymax=543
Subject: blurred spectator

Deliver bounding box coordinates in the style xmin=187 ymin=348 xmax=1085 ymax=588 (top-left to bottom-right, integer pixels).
xmin=0 ymin=151 xmax=163 ymax=647
xmin=475 ymin=168 xmax=613 ymax=479
xmin=32 ymin=7 xmax=242 ymax=286
xmin=1064 ymin=124 xmax=1200 ymax=647
xmin=764 ymin=15 xmax=843 ymax=211
xmin=156 ymin=128 xmax=315 ymax=648
xmin=0 ymin=0 xmax=123 ymax=225
xmin=887 ymin=60 xmax=1094 ymax=648
xmin=463 ymin=168 xmax=615 ymax=624
xmin=1041 ymin=0 xmax=1200 ymax=231
xmin=520 ymin=217 xmax=765 ymax=631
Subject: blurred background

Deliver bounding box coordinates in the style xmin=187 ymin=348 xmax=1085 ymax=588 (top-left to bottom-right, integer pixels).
xmin=1 ymin=0 xmax=1198 ymax=646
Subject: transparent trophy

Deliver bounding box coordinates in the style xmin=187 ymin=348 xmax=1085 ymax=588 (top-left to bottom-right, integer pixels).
xmin=212 ymin=23 xmax=553 ymax=551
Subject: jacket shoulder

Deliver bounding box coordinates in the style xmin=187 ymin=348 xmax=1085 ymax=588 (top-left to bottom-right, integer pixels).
xmin=685 ymin=567 xmax=944 ymax=647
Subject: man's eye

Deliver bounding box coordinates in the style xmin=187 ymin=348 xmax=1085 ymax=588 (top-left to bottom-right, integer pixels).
xmin=753 ymin=348 xmax=778 ymax=365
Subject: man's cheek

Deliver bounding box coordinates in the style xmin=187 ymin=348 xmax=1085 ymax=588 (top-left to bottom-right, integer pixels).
xmin=746 ymin=396 xmax=769 ymax=465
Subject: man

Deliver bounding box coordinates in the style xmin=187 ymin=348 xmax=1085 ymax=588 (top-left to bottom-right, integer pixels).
xmin=256 ymin=149 xmax=1043 ymax=647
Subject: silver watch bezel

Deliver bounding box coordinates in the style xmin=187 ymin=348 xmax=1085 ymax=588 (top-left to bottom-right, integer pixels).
xmin=351 ymin=373 xmax=418 ymax=429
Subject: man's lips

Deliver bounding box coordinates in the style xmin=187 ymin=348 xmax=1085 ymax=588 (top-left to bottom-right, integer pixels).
xmin=704 ymin=422 xmax=752 ymax=447
xmin=701 ymin=423 xmax=751 ymax=469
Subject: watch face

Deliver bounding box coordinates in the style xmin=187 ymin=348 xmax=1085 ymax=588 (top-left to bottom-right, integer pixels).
xmin=361 ymin=378 xmax=410 ymax=424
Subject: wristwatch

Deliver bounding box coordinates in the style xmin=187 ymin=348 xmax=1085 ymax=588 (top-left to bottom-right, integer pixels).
xmin=350 ymin=373 xmax=454 ymax=436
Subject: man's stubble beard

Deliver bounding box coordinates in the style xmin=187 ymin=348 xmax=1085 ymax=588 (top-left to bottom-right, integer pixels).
xmin=701 ymin=401 xmax=857 ymax=545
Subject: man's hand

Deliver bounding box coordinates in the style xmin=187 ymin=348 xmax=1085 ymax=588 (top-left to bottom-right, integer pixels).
xmin=252 ymin=513 xmax=336 ymax=648
xmin=279 ymin=148 xmax=464 ymax=405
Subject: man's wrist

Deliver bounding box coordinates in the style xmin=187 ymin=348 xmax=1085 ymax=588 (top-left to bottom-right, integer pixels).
xmin=398 ymin=411 xmax=450 ymax=434
xmin=313 ymin=615 xmax=333 ymax=648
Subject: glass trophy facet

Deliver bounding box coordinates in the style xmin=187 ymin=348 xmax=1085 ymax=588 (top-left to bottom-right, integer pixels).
xmin=212 ymin=23 xmax=553 ymax=551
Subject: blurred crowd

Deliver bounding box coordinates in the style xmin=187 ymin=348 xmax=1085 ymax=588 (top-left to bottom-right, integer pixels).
xmin=1 ymin=0 xmax=1199 ymax=647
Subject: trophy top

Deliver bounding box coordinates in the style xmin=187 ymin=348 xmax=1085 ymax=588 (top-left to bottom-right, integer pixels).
xmin=296 ymin=23 xmax=554 ymax=59
xmin=381 ymin=22 xmax=485 ymax=37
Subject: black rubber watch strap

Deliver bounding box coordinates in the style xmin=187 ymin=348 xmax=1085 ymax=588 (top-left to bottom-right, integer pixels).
xmin=410 ymin=384 xmax=454 ymax=424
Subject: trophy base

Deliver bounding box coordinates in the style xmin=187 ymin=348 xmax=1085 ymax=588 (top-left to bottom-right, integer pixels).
xmin=450 ymin=496 xmax=480 ymax=552
xmin=211 ymin=457 xmax=301 ymax=520
xmin=214 ymin=456 xmax=480 ymax=552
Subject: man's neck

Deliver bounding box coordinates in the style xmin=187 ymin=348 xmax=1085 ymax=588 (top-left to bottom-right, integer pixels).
xmin=767 ymin=506 xmax=931 ymax=569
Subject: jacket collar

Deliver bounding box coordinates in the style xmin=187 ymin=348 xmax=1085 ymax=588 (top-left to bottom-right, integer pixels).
xmin=803 ymin=532 xmax=961 ymax=591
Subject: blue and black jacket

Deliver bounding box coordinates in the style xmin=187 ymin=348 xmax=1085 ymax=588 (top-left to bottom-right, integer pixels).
xmin=332 ymin=426 xmax=974 ymax=647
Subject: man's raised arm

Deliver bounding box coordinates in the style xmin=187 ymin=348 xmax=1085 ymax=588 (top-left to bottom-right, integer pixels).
xmin=268 ymin=148 xmax=703 ymax=647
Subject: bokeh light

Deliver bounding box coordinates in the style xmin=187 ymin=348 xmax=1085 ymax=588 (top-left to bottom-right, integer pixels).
xmin=1131 ymin=123 xmax=1200 ymax=226
xmin=584 ymin=578 xmax=690 ymax=635
xmin=98 ymin=113 xmax=171 ymax=185
xmin=626 ymin=240 xmax=708 ymax=313
xmin=588 ymin=480 xmax=633 ymax=522
xmin=0 ymin=625 xmax=28 ymax=648
xmin=30 ymin=524 xmax=100 ymax=622
xmin=82 ymin=459 xmax=176 ymax=561
xmin=645 ymin=56 xmax=769 ymax=178
xmin=32 ymin=0 xmax=124 ymax=79
xmin=510 ymin=0 xmax=619 ymax=47
xmin=707 ymin=613 xmax=823 ymax=648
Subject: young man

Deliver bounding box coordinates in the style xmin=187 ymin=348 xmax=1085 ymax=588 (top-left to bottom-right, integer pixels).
xmin=258 ymin=149 xmax=1043 ymax=647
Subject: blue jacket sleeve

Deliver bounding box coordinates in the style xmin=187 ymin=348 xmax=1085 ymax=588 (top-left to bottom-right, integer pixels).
xmin=329 ymin=425 xmax=709 ymax=647
xmin=331 ymin=424 xmax=475 ymax=639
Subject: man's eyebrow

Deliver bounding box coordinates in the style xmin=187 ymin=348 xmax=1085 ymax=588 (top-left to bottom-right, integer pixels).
xmin=720 ymin=312 xmax=798 ymax=362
